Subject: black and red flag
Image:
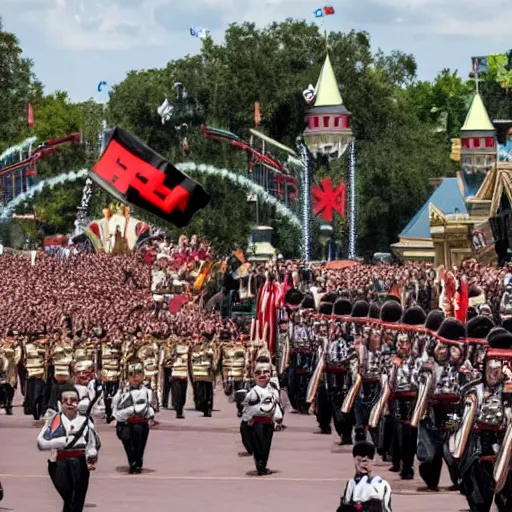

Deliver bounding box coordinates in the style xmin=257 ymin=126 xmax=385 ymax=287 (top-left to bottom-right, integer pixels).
xmin=91 ymin=126 xmax=210 ymax=227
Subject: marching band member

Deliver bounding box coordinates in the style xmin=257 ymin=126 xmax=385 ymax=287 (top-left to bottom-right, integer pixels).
xmin=37 ymin=382 xmax=99 ymax=511
xmin=113 ymin=357 xmax=155 ymax=474
xmin=322 ymin=298 xmax=356 ymax=443
xmin=242 ymin=361 xmax=282 ymax=476
xmin=387 ymin=306 xmax=426 ymax=479
xmin=169 ymin=336 xmax=190 ymax=419
xmin=101 ymin=331 xmax=122 ymax=424
xmin=415 ymin=317 xmax=466 ymax=491
xmin=337 ymin=438 xmax=392 ymax=512
xmin=24 ymin=334 xmax=48 ymax=420
xmin=220 ymin=331 xmax=246 ymax=417
xmin=189 ymin=333 xmax=216 ymax=417
xmin=456 ymin=327 xmax=512 ymax=512
xmin=0 ymin=335 xmax=18 ymax=415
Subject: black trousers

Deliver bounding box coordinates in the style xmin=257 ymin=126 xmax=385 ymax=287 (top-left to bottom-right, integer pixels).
xmin=240 ymin=421 xmax=253 ymax=455
xmin=0 ymin=383 xmax=14 ymax=413
xmin=247 ymin=421 xmax=274 ymax=472
xmin=48 ymin=456 xmax=89 ymax=512
xmin=327 ymin=371 xmax=354 ymax=441
xmin=460 ymin=432 xmax=512 ymax=512
xmin=171 ymin=378 xmax=187 ymax=415
xmin=390 ymin=398 xmax=416 ymax=475
xmin=288 ymin=370 xmax=310 ymax=414
xmin=315 ymin=381 xmax=332 ymax=432
xmin=103 ymin=381 xmax=119 ymax=423
xmin=24 ymin=377 xmax=45 ymax=419
xmin=195 ymin=381 xmax=213 ymax=416
xmin=418 ymin=422 xmax=459 ymax=490
xmin=162 ymin=368 xmax=172 ymax=409
xmin=116 ymin=422 xmax=149 ymax=470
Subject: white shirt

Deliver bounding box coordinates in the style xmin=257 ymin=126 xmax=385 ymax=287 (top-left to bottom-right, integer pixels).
xmin=112 ymin=385 xmax=155 ymax=423
xmin=37 ymin=412 xmax=98 ymax=462
xmin=343 ymin=474 xmax=392 ymax=512
xmin=242 ymin=383 xmax=282 ymax=423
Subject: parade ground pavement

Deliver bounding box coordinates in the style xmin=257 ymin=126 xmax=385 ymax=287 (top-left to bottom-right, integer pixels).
xmin=0 ymin=389 xmax=474 ymax=512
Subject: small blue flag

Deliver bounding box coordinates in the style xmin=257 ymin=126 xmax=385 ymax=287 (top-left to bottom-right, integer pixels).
xmin=314 ymin=8 xmax=323 ymax=17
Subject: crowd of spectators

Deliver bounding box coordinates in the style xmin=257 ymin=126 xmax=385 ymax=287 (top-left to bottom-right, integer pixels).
xmin=1 ymin=239 xmax=510 ymax=337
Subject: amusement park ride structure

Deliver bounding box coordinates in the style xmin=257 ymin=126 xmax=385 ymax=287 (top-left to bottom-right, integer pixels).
xmin=0 ymin=134 xmax=80 ymax=205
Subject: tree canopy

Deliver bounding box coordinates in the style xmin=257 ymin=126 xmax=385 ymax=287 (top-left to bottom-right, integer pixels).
xmin=0 ymin=18 xmax=486 ymax=258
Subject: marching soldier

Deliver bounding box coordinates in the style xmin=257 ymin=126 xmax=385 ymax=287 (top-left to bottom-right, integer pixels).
xmin=220 ymin=331 xmax=246 ymax=417
xmin=0 ymin=335 xmax=19 ymax=415
xmin=101 ymin=331 xmax=122 ymax=423
xmin=73 ymin=337 xmax=100 ymax=418
xmin=24 ymin=334 xmax=48 ymax=420
xmin=241 ymin=361 xmax=283 ymax=476
xmin=45 ymin=331 xmax=74 ymax=417
xmin=189 ymin=333 xmax=216 ymax=417
xmin=414 ymin=318 xmax=466 ymax=491
xmin=113 ymin=357 xmax=156 ymax=474
xmin=37 ymin=382 xmax=99 ymax=511
xmin=387 ymin=306 xmax=426 ymax=479
xmin=287 ymin=295 xmax=315 ymax=414
xmin=137 ymin=334 xmax=160 ymax=411
xmin=169 ymin=336 xmax=190 ymax=419
xmin=455 ymin=327 xmax=512 ymax=511
xmin=325 ymin=298 xmax=357 ymax=444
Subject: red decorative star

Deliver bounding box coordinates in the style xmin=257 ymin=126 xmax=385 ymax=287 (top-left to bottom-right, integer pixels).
xmin=312 ymin=178 xmax=345 ymax=222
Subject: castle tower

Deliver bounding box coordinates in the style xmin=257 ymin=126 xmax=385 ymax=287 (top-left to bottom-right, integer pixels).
xmin=303 ymin=54 xmax=353 ymax=158
xmin=460 ymin=93 xmax=496 ymax=185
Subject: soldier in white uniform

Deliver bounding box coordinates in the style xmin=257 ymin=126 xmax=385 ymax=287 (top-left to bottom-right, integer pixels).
xmin=242 ymin=361 xmax=282 ymax=475
xmin=112 ymin=358 xmax=155 ymax=474
xmin=337 ymin=439 xmax=392 ymax=512
xmin=37 ymin=382 xmax=99 ymax=511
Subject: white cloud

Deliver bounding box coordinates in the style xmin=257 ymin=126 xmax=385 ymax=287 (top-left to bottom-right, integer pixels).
xmin=19 ymin=0 xmax=174 ymax=51
xmin=10 ymin=0 xmax=512 ymax=53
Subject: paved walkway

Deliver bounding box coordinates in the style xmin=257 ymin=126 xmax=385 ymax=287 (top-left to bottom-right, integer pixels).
xmin=0 ymin=390 xmax=470 ymax=512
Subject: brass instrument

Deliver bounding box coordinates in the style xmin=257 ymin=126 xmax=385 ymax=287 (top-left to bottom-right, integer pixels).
xmin=277 ymin=323 xmax=291 ymax=376
xmin=193 ymin=260 xmax=215 ymax=291
xmin=368 ymin=374 xmax=391 ymax=428
xmin=494 ymin=418 xmax=512 ymax=493
xmin=449 ymin=391 xmax=478 ymax=459
xmin=341 ymin=373 xmax=362 ymax=414
xmin=306 ymin=348 xmax=325 ymax=411
xmin=411 ymin=372 xmax=433 ymax=428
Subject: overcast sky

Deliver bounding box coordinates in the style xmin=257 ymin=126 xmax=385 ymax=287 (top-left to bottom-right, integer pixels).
xmin=2 ymin=0 xmax=511 ymax=102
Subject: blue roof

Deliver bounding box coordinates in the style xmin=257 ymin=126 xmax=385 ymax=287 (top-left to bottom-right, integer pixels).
xmin=400 ymin=178 xmax=467 ymax=239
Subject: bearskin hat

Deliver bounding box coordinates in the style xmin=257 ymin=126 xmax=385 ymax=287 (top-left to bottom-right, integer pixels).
xmin=402 ymin=306 xmax=427 ymax=326
xmin=333 ymin=298 xmax=352 ymax=317
xmin=285 ymin=289 xmax=304 ymax=308
xmin=425 ymin=310 xmax=444 ymax=332
xmin=368 ymin=301 xmax=381 ymax=319
xmin=301 ymin=294 xmax=315 ymax=310
xmin=319 ymin=301 xmax=334 ymax=315
xmin=501 ymin=316 xmax=512 ymax=334
xmin=466 ymin=315 xmax=495 ymax=341
xmin=351 ymin=300 xmax=369 ymax=318
xmin=321 ymin=292 xmax=338 ymax=304
xmin=487 ymin=327 xmax=512 ymax=349
xmin=380 ymin=300 xmax=403 ymax=324
xmin=436 ymin=318 xmax=465 ymax=343
xmin=58 ymin=382 xmax=80 ymax=401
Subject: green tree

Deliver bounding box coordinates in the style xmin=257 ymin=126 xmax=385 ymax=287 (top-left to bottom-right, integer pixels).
xmin=0 ymin=18 xmax=42 ymax=150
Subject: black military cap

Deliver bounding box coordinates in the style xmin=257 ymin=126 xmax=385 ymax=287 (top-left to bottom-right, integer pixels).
xmin=402 ymin=306 xmax=426 ymax=326
xmin=333 ymin=298 xmax=352 ymax=316
xmin=380 ymin=300 xmax=403 ymax=324
xmin=436 ymin=318 xmax=465 ymax=343
xmin=466 ymin=315 xmax=495 ymax=340
xmin=425 ymin=310 xmax=444 ymax=332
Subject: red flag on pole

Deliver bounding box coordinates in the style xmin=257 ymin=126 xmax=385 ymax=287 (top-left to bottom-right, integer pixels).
xmin=28 ymin=103 xmax=34 ymax=127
